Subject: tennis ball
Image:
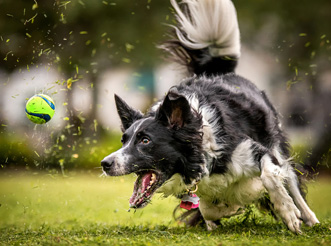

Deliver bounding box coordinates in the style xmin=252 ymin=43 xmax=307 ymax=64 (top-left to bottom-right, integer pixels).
xmin=25 ymin=94 xmax=55 ymax=124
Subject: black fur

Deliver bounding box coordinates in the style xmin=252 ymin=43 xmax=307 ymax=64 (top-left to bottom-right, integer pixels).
xmin=162 ymin=39 xmax=238 ymax=76
xmin=114 ymin=94 xmax=143 ymax=132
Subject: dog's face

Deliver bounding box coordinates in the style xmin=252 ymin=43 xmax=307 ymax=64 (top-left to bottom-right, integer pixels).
xmin=101 ymin=91 xmax=205 ymax=209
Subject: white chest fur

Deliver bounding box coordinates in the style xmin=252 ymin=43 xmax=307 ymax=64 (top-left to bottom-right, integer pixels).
xmin=158 ymin=172 xmax=265 ymax=206
xmin=197 ymin=174 xmax=265 ymax=205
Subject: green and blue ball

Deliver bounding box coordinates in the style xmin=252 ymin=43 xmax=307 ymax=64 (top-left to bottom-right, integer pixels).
xmin=25 ymin=94 xmax=55 ymax=124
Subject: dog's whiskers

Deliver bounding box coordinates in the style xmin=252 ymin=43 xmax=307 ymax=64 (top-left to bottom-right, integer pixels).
xmin=99 ymin=171 xmax=107 ymax=178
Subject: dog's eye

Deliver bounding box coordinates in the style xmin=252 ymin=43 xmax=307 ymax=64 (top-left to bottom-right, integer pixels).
xmin=141 ymin=137 xmax=150 ymax=145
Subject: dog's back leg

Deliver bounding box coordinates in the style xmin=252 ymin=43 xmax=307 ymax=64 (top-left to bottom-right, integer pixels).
xmin=226 ymin=139 xmax=309 ymax=233
xmin=260 ymin=154 xmax=303 ymax=234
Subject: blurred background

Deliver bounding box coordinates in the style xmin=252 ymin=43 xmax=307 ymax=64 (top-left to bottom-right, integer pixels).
xmin=0 ymin=0 xmax=330 ymax=176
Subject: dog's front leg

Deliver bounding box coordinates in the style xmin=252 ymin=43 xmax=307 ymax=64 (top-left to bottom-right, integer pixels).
xmin=260 ymin=154 xmax=302 ymax=234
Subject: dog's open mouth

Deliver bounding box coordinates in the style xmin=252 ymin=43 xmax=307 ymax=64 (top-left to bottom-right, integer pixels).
xmin=129 ymin=171 xmax=161 ymax=209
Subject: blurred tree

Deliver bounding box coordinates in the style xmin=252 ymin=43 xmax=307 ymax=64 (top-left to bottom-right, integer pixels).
xmin=0 ymin=0 xmax=171 ymax=70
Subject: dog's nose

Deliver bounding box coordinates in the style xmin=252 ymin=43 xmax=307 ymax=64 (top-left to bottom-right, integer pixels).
xmin=101 ymin=159 xmax=113 ymax=170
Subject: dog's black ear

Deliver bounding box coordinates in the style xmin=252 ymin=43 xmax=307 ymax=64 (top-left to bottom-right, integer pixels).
xmin=156 ymin=90 xmax=193 ymax=129
xmin=114 ymin=94 xmax=143 ymax=132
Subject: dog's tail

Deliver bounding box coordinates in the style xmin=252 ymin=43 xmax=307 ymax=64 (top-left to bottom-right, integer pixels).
xmin=162 ymin=0 xmax=240 ymax=76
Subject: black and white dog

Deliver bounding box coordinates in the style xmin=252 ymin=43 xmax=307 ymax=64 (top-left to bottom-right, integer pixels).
xmin=101 ymin=0 xmax=319 ymax=233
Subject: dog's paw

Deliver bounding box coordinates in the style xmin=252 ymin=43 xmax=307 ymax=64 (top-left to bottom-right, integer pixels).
xmin=278 ymin=203 xmax=302 ymax=234
xmin=302 ymin=212 xmax=320 ymax=227
xmin=205 ymin=220 xmax=218 ymax=231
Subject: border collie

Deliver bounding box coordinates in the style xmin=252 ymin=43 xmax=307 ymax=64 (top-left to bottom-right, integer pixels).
xmin=101 ymin=0 xmax=319 ymax=233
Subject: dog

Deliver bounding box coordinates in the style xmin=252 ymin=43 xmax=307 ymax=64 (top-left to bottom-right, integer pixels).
xmin=101 ymin=0 xmax=319 ymax=233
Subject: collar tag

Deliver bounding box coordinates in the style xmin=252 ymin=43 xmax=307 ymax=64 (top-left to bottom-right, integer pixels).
xmin=180 ymin=193 xmax=200 ymax=210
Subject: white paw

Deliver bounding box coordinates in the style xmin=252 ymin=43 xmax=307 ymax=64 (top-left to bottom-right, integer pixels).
xmin=277 ymin=203 xmax=302 ymax=234
xmin=303 ymin=213 xmax=320 ymax=227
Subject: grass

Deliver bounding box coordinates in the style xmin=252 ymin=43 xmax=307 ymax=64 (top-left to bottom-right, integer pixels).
xmin=0 ymin=171 xmax=330 ymax=245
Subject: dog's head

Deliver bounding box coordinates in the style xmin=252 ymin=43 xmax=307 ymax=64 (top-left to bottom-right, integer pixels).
xmin=101 ymin=90 xmax=205 ymax=209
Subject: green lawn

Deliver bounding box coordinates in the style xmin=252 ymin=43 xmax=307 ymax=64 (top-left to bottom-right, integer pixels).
xmin=0 ymin=172 xmax=330 ymax=245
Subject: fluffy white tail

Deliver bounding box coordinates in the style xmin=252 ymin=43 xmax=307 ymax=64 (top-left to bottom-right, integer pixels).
xmin=171 ymin=0 xmax=241 ymax=58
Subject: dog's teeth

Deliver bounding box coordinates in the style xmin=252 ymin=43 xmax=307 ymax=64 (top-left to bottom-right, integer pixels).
xmin=150 ymin=173 xmax=156 ymax=185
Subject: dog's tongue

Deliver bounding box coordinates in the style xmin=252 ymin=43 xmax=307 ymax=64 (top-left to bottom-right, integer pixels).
xmin=129 ymin=172 xmax=153 ymax=207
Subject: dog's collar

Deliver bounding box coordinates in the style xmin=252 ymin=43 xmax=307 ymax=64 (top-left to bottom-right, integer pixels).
xmin=180 ymin=182 xmax=200 ymax=210
xmin=186 ymin=183 xmax=199 ymax=194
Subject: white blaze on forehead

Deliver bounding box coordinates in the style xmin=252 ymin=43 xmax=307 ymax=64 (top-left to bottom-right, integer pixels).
xmin=124 ymin=117 xmax=153 ymax=147
xmin=131 ymin=117 xmax=153 ymax=132
xmin=102 ymin=117 xmax=154 ymax=175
